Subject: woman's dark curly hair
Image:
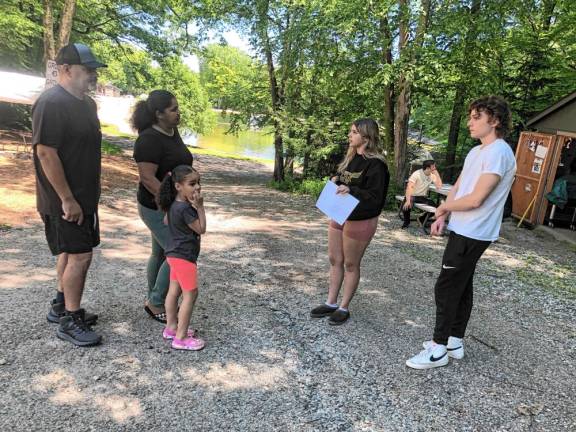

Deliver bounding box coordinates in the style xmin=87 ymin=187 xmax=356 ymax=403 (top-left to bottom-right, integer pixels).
xmin=130 ymin=90 xmax=176 ymax=133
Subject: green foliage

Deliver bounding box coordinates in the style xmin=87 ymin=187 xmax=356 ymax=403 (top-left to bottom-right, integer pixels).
xmin=2 ymin=0 xmax=575 ymax=183
xmin=92 ymin=41 xmax=155 ymax=96
xmin=101 ymin=139 xmax=122 ymax=155
xmin=199 ymin=43 xmax=269 ymax=116
xmin=152 ymin=56 xmax=216 ymax=134
xmin=94 ymin=42 xmax=216 ymax=135
xmin=268 ymin=176 xmax=327 ymax=198
xmin=0 ymin=1 xmax=43 ymax=69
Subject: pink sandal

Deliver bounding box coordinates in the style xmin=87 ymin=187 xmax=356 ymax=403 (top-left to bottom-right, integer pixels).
xmin=171 ymin=336 xmax=206 ymax=351
xmin=162 ymin=327 xmax=196 ymax=340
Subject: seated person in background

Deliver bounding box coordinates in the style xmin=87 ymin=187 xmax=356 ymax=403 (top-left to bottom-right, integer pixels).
xmin=402 ymin=160 xmax=443 ymax=228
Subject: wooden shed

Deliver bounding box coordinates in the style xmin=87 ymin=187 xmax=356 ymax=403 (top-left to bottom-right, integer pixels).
xmin=512 ymin=91 xmax=576 ymax=227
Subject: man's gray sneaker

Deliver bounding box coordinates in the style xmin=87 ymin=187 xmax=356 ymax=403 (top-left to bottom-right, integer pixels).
xmin=47 ymin=300 xmax=98 ymax=325
xmin=56 ymin=309 xmax=102 ymax=347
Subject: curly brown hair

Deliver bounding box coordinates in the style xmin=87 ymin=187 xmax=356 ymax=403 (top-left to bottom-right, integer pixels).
xmin=468 ymin=95 xmax=512 ymax=138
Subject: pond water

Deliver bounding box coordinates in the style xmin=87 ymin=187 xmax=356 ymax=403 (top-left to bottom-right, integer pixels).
xmin=183 ymin=121 xmax=275 ymax=160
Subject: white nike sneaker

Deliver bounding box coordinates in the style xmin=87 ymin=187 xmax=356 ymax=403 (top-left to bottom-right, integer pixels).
xmin=423 ymin=336 xmax=464 ymax=360
xmin=406 ymin=343 xmax=449 ymax=370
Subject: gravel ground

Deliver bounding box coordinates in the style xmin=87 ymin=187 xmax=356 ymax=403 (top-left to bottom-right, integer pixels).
xmin=0 ymin=153 xmax=575 ymax=431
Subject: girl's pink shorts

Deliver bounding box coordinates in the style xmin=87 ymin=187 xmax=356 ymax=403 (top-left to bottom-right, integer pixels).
xmin=329 ymin=216 xmax=378 ymax=241
xmin=166 ymin=257 xmax=198 ymax=291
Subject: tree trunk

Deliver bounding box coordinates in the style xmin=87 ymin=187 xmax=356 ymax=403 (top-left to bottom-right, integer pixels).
xmin=379 ymin=15 xmax=394 ymax=156
xmin=445 ymin=83 xmax=466 ymax=181
xmin=43 ymin=0 xmax=56 ymax=62
xmin=444 ymin=0 xmax=482 ymax=181
xmin=393 ymin=0 xmax=431 ymax=186
xmin=303 ymin=129 xmax=312 ymax=178
xmin=58 ymin=0 xmax=77 ymax=48
xmin=394 ymin=79 xmax=410 ymax=186
xmin=257 ymin=0 xmax=284 ymax=181
xmin=284 ymin=130 xmax=295 ymax=176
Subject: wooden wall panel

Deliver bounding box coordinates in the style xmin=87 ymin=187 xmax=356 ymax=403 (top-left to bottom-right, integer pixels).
xmin=511 ymin=132 xmax=559 ymax=226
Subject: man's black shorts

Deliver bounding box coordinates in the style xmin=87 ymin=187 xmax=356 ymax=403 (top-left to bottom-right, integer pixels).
xmin=41 ymin=213 xmax=100 ymax=255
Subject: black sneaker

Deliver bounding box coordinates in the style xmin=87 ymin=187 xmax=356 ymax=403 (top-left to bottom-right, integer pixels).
xmin=328 ymin=309 xmax=350 ymax=325
xmin=56 ymin=309 xmax=102 ymax=347
xmin=47 ymin=300 xmax=98 ymax=325
xmin=310 ymin=304 xmax=338 ymax=318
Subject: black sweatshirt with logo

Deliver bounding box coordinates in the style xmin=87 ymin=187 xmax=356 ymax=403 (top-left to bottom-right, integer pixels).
xmin=335 ymin=153 xmax=390 ymax=221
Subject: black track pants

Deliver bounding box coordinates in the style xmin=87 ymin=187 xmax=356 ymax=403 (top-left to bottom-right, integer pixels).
xmin=433 ymin=232 xmax=491 ymax=345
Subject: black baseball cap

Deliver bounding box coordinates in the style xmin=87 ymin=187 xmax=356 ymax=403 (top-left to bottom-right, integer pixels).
xmin=55 ymin=43 xmax=107 ymax=68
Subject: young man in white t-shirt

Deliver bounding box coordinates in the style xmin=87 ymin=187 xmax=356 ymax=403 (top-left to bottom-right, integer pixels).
xmin=406 ymin=96 xmax=517 ymax=369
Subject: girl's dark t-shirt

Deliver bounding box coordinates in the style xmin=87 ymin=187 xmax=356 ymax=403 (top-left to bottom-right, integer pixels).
xmin=165 ymin=200 xmax=201 ymax=263
xmin=336 ymin=153 xmax=390 ymax=220
xmin=133 ymin=128 xmax=193 ymax=209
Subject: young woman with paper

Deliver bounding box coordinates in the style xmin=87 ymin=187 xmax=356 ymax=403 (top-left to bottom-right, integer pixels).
xmin=310 ymin=118 xmax=390 ymax=325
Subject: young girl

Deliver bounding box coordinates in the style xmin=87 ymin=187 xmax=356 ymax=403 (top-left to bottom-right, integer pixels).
xmin=310 ymin=118 xmax=390 ymax=325
xmin=158 ymin=165 xmax=206 ymax=350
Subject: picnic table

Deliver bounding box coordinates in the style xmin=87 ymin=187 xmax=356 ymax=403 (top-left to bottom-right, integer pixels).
xmin=395 ymin=183 xmax=453 ymax=234
xmin=429 ymin=183 xmax=453 ymax=197
xmin=0 ymin=129 xmax=33 ymax=154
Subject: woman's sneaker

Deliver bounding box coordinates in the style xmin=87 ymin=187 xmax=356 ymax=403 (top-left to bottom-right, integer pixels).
xmin=56 ymin=309 xmax=102 ymax=347
xmin=162 ymin=327 xmax=196 ymax=340
xmin=423 ymin=337 xmax=464 ymax=359
xmin=172 ymin=336 xmax=205 ymax=351
xmin=328 ymin=308 xmax=350 ymax=325
xmin=310 ymin=304 xmax=338 ymax=318
xmin=406 ymin=343 xmax=449 ymax=369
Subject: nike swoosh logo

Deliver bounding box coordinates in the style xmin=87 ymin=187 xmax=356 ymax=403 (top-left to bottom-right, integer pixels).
xmin=430 ymin=352 xmax=447 ymax=362
xmin=442 ymin=264 xmax=456 ymax=269
xmin=447 ymin=346 xmax=462 ymax=351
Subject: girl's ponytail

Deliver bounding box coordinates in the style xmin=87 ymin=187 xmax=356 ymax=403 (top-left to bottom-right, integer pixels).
xmin=157 ymin=173 xmax=176 ymax=212
xmin=157 ymin=165 xmax=196 ymax=212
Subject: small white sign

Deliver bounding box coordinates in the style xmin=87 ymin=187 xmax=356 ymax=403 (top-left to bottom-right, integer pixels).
xmin=315 ymin=181 xmax=359 ymax=225
xmin=535 ymin=145 xmax=548 ymax=159
xmin=45 ymin=60 xmax=58 ymax=89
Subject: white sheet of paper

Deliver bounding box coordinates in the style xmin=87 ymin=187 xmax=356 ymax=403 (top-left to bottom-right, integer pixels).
xmin=535 ymin=145 xmax=548 ymax=159
xmin=315 ymin=181 xmax=359 ymax=225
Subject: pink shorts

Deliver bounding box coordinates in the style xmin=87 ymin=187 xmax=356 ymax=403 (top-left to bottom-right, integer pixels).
xmin=166 ymin=257 xmax=198 ymax=291
xmin=329 ymin=217 xmax=379 ymax=241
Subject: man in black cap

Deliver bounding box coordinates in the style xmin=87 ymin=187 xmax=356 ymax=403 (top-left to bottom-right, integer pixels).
xmin=32 ymin=43 xmax=107 ymax=346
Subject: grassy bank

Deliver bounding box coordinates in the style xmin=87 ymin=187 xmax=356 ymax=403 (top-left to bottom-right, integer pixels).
xmin=190 ymin=146 xmax=273 ymax=164
xmin=268 ymin=176 xmax=327 ymax=198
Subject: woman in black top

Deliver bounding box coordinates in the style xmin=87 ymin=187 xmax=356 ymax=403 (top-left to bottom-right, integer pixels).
xmin=310 ymin=118 xmax=389 ymax=325
xmin=131 ymin=90 xmax=193 ymax=323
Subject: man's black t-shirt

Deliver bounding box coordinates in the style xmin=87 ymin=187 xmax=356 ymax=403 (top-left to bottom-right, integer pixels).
xmin=133 ymin=128 xmax=193 ymax=209
xmin=165 ymin=200 xmax=201 ymax=263
xmin=336 ymin=154 xmax=390 ymax=220
xmin=32 ymin=85 xmax=102 ymax=215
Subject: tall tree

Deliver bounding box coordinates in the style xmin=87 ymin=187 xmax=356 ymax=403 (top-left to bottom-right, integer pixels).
xmin=42 ymin=0 xmax=76 ymax=62
xmin=255 ymin=0 xmax=285 ymax=181
xmin=393 ymin=0 xmax=431 ymax=185
xmin=444 ymin=0 xmax=482 ymax=181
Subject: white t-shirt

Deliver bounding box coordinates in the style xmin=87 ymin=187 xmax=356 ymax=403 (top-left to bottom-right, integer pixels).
xmin=448 ymin=139 xmax=516 ymax=241
xmin=408 ymin=169 xmax=433 ymax=196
